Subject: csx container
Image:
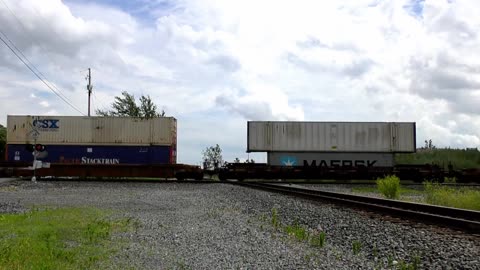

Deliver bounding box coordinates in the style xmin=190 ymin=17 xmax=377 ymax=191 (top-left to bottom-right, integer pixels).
xmin=6 ymin=115 xmax=177 ymax=164
xmin=248 ymin=121 xmax=416 ymax=153
xmin=267 ymin=152 xmax=394 ymax=167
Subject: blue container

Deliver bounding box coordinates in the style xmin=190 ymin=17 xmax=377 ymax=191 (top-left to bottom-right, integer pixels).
xmin=6 ymin=144 xmax=174 ymax=165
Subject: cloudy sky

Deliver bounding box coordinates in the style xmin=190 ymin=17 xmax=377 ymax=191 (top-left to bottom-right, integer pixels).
xmin=1 ymin=0 xmax=479 ymax=164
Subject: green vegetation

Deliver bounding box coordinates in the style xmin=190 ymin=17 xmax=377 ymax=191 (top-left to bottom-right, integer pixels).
xmin=268 ymin=208 xmax=326 ymax=248
xmin=284 ymin=222 xmax=308 ymax=241
xmin=424 ymin=182 xmax=480 ymax=211
xmin=396 ymin=148 xmax=480 ymax=169
xmin=352 ymin=240 xmax=362 ymax=255
xmin=0 ymin=207 xmax=134 ymax=269
xmin=310 ymin=231 xmax=326 ymax=248
xmin=352 ymin=186 xmax=423 ymax=196
xmin=271 ymin=208 xmax=280 ymax=228
xmin=96 ymin=91 xmax=165 ymax=119
xmin=353 ymin=179 xmax=479 ymax=210
xmin=376 ymin=175 xmax=401 ymax=199
xmin=397 ymin=255 xmax=421 ymax=270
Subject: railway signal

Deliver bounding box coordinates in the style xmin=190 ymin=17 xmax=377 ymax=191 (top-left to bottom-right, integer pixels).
xmin=34 ymin=144 xmax=46 ymax=152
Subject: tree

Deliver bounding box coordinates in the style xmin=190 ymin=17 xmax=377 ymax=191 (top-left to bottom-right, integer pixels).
xmin=0 ymin=124 xmax=6 ymax=161
xmin=202 ymin=144 xmax=223 ymax=170
xmin=424 ymin=139 xmax=436 ymax=150
xmin=96 ymin=91 xmax=165 ymax=119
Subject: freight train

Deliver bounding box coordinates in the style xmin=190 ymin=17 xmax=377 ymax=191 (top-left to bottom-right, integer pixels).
xmin=3 ymin=115 xmax=202 ymax=180
xmin=2 ymin=117 xmax=479 ymax=182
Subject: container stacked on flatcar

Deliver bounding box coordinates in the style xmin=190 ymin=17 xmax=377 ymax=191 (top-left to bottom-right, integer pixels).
xmin=6 ymin=115 xmax=177 ymax=165
xmin=219 ymin=121 xmax=417 ymax=181
xmin=248 ymin=121 xmax=416 ymax=167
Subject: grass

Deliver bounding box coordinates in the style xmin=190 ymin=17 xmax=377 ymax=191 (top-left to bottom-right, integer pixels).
xmin=352 ymin=186 xmax=423 ymax=196
xmin=268 ymin=208 xmax=327 ymax=248
xmin=397 ymin=255 xmax=421 ymax=270
xmin=271 ymin=208 xmax=280 ymax=228
xmin=396 ymin=148 xmax=480 ymax=169
xmin=424 ymin=182 xmax=480 ymax=211
xmin=352 ymin=240 xmax=362 ymax=255
xmin=376 ymin=175 xmax=401 ymax=199
xmin=310 ymin=231 xmax=326 ymax=248
xmin=0 ymin=207 xmax=134 ymax=269
xmin=284 ymin=222 xmax=308 ymax=241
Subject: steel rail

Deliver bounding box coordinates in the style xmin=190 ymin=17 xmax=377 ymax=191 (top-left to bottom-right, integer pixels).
xmin=232 ymin=182 xmax=480 ymax=233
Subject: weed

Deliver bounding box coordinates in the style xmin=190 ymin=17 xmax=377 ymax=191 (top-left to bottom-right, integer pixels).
xmin=398 ymin=258 xmax=421 ymax=270
xmin=387 ymin=254 xmax=394 ymax=267
xmin=284 ymin=222 xmax=308 ymax=241
xmin=310 ymin=231 xmax=326 ymax=248
xmin=352 ymin=240 xmax=362 ymax=255
xmin=271 ymin=208 xmax=280 ymax=228
xmin=376 ymin=175 xmax=400 ymax=199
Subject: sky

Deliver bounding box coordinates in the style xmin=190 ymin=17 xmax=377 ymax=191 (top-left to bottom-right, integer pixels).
xmin=1 ymin=0 xmax=479 ymax=164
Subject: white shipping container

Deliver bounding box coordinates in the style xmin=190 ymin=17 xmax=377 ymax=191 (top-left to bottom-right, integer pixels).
xmin=248 ymin=121 xmax=416 ymax=153
xmin=7 ymin=115 xmax=176 ymax=146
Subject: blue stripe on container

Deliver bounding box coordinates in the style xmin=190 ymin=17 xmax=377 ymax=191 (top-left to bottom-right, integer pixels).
xmin=7 ymin=144 xmax=172 ymax=165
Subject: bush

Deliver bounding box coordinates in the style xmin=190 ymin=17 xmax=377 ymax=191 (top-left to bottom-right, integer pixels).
xmin=376 ymin=175 xmax=400 ymax=199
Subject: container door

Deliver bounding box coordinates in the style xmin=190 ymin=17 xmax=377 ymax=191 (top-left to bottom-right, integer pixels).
xmin=330 ymin=124 xmax=338 ymax=150
xmin=390 ymin=123 xmax=398 ymax=152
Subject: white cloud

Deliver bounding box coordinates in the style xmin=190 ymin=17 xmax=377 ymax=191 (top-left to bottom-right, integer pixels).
xmin=1 ymin=0 xmax=480 ymax=164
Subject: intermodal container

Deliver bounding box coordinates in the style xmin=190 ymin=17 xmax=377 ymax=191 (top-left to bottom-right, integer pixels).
xmin=7 ymin=115 xmax=176 ymax=145
xmin=248 ymin=121 xmax=416 ymax=153
xmin=267 ymin=152 xmax=394 ymax=167
xmin=6 ymin=144 xmax=173 ymax=164
xmin=6 ymin=115 xmax=177 ymax=165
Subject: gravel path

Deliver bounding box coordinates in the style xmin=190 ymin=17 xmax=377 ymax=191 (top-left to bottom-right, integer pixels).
xmin=0 ymin=180 xmax=479 ymax=269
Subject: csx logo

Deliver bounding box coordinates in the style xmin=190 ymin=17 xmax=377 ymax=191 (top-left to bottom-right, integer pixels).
xmin=33 ymin=119 xmax=59 ymax=129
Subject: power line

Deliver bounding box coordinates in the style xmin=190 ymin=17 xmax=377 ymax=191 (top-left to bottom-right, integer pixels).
xmin=0 ymin=32 xmax=86 ymax=115
xmin=0 ymin=29 xmax=77 ymax=107
xmin=1 ymin=0 xmax=85 ymax=113
xmin=1 ymin=0 xmax=60 ymax=73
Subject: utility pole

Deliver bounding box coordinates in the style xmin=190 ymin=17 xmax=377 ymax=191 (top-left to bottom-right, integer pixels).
xmin=87 ymin=68 xmax=93 ymax=116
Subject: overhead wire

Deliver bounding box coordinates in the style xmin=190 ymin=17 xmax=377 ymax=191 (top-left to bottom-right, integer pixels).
xmin=1 ymin=0 xmax=61 ymax=73
xmin=0 ymin=29 xmax=79 ymax=108
xmin=0 ymin=32 xmax=86 ymax=115
xmin=0 ymin=0 xmax=86 ymax=115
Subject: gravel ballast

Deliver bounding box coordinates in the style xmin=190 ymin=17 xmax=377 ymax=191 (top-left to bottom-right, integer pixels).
xmin=0 ymin=180 xmax=479 ymax=269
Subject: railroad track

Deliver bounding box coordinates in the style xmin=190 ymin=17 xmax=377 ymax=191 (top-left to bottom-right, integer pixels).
xmin=230 ymin=182 xmax=480 ymax=234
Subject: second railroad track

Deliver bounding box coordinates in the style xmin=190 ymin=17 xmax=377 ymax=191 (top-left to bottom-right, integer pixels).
xmin=230 ymin=182 xmax=480 ymax=234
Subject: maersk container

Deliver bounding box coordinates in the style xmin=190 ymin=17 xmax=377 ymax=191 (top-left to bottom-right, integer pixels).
xmin=248 ymin=121 xmax=416 ymax=153
xmin=6 ymin=144 xmax=174 ymax=164
xmin=268 ymin=152 xmax=394 ymax=167
xmin=6 ymin=115 xmax=176 ymax=145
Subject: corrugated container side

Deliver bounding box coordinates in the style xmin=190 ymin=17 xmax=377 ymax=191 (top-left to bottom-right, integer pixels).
xmin=7 ymin=144 xmax=172 ymax=164
xmin=267 ymin=152 xmax=394 ymax=167
xmin=248 ymin=121 xmax=416 ymax=153
xmin=7 ymin=115 xmax=176 ymax=146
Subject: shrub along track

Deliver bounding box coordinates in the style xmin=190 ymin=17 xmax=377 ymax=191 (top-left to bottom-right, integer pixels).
xmin=229 ymin=182 xmax=480 ymax=234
